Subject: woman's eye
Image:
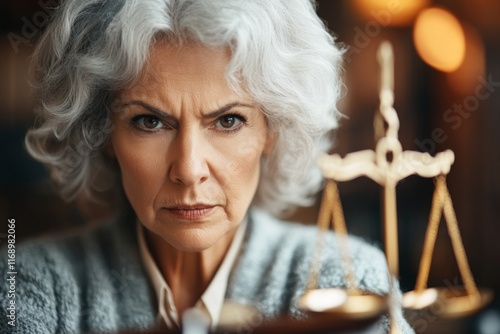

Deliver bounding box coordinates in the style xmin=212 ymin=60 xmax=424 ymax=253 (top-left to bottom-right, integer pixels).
xmin=132 ymin=115 xmax=164 ymax=130
xmin=215 ymin=114 xmax=245 ymax=130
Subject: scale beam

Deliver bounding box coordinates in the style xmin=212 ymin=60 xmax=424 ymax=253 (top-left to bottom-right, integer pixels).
xmin=318 ymin=149 xmax=455 ymax=184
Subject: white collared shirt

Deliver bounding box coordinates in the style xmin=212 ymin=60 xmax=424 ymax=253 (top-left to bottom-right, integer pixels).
xmin=137 ymin=219 xmax=247 ymax=330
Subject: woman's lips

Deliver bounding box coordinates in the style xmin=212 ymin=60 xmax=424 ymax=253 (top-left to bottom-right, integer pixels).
xmin=164 ymin=205 xmax=216 ymax=220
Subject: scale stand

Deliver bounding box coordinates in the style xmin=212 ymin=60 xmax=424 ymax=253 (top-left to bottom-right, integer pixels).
xmin=297 ymin=41 xmax=492 ymax=333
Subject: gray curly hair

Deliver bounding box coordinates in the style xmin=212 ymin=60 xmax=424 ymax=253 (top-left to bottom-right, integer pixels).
xmin=26 ymin=0 xmax=344 ymax=216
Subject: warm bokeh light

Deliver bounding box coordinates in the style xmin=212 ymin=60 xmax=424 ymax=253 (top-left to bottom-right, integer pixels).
xmin=413 ymin=8 xmax=466 ymax=72
xmin=299 ymin=289 xmax=347 ymax=312
xmin=352 ymin=0 xmax=430 ymax=26
xmin=446 ymin=24 xmax=485 ymax=94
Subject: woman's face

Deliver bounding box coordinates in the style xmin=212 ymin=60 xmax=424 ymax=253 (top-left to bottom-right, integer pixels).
xmin=110 ymin=41 xmax=273 ymax=251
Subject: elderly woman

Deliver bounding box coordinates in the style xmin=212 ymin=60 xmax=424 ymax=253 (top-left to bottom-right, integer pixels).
xmin=1 ymin=0 xmax=413 ymax=333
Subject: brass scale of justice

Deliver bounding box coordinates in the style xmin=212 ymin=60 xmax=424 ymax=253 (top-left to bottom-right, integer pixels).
xmin=296 ymin=42 xmax=493 ymax=332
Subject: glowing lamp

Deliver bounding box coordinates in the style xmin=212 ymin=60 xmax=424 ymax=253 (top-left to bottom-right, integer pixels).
xmin=414 ymin=8 xmax=466 ymax=72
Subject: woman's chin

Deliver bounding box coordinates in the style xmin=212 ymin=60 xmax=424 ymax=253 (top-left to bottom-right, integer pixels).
xmin=167 ymin=237 xmax=221 ymax=252
xmin=155 ymin=225 xmax=231 ymax=252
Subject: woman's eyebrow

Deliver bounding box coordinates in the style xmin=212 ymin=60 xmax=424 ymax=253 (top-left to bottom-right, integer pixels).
xmin=202 ymin=102 xmax=254 ymax=119
xmin=117 ymin=100 xmax=255 ymax=119
xmin=116 ymin=100 xmax=175 ymax=121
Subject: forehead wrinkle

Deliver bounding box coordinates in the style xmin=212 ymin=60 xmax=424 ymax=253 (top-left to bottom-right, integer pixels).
xmin=119 ymin=41 xmax=253 ymax=119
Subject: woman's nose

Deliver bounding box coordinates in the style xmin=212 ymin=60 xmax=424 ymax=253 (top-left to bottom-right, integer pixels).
xmin=168 ymin=129 xmax=210 ymax=186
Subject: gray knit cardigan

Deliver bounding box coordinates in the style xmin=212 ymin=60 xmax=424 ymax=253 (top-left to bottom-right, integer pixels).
xmin=0 ymin=209 xmax=413 ymax=333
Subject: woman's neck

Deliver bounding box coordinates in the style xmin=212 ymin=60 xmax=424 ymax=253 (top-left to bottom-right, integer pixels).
xmin=145 ymin=226 xmax=239 ymax=315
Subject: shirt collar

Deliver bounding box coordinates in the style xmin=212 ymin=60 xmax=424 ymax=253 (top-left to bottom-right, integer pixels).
xmin=198 ymin=216 xmax=247 ymax=326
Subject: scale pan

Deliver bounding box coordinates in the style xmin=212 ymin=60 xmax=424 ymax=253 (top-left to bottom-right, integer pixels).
xmin=403 ymin=288 xmax=493 ymax=318
xmin=297 ymin=288 xmax=388 ymax=320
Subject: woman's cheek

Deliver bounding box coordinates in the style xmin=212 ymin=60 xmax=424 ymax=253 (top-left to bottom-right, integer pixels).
xmin=217 ymin=140 xmax=263 ymax=198
xmin=115 ymin=134 xmax=168 ymax=215
xmin=217 ymin=129 xmax=266 ymax=169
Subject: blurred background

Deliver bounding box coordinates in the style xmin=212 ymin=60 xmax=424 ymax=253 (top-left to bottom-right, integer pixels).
xmin=1 ymin=0 xmax=499 ymax=333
